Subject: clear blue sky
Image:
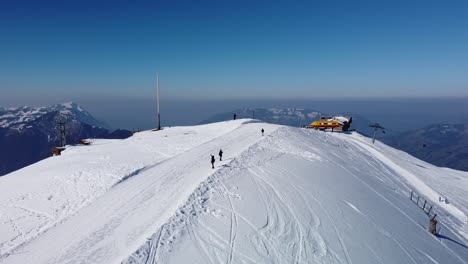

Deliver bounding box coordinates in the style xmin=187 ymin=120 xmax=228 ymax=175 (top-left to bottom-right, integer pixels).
xmin=1 ymin=0 xmax=468 ymax=101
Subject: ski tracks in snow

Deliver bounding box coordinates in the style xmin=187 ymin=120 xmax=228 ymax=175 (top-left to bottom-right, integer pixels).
xmin=248 ymin=167 xmax=297 ymax=263
xmin=142 ymin=127 xmax=347 ymax=264
xmin=124 ymin=126 xmax=468 ymax=264
xmin=10 ymin=123 xmax=465 ymax=264
xmin=248 ymin=165 xmax=344 ymax=264
xmin=220 ymin=181 xmax=238 ymax=264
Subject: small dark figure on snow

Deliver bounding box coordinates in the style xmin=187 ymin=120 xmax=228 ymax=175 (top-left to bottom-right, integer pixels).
xmin=211 ymin=155 xmax=215 ymax=169
xmin=261 ymin=128 xmax=264 ymax=136
xmin=429 ymin=219 xmax=438 ymax=235
xmin=233 ymin=114 xmax=237 ymax=120
xmin=219 ymin=149 xmax=223 ymax=161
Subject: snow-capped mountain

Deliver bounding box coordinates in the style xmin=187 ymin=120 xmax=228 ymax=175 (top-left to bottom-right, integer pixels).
xmin=382 ymin=123 xmax=468 ymax=171
xmin=0 ymin=102 xmax=131 ymax=176
xmin=0 ymin=119 xmax=467 ymax=264
xmin=0 ymin=102 xmax=108 ymax=131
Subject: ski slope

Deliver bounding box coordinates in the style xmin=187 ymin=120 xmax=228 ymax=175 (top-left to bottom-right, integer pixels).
xmin=1 ymin=119 xmax=467 ymax=264
xmin=0 ymin=120 xmax=262 ymax=258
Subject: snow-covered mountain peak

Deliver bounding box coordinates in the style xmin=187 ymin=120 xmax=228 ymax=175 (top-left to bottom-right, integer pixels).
xmin=0 ymin=102 xmax=106 ymax=130
xmin=48 ymin=102 xmax=89 ymax=117
xmin=61 ymin=101 xmax=75 ymax=109
xmin=56 ymin=102 xmax=85 ymax=112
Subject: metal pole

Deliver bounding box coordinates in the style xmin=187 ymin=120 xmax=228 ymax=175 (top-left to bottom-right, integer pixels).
xmin=372 ymin=128 xmax=377 ymax=144
xmin=157 ymin=74 xmax=161 ymax=130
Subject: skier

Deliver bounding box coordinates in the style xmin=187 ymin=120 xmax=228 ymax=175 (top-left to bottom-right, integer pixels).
xmin=261 ymin=128 xmax=264 ymax=136
xmin=211 ymin=155 xmax=215 ymax=169
xmin=233 ymin=113 xmax=237 ymax=120
xmin=219 ymin=149 xmax=223 ymax=161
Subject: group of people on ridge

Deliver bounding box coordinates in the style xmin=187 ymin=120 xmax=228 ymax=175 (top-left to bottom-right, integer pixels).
xmin=210 ymin=150 xmax=223 ymax=169
xmin=210 ymin=128 xmax=265 ymax=169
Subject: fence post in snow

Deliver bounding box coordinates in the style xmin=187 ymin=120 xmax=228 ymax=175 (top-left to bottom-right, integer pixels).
xmin=423 ymin=200 xmax=427 ymax=210
xmin=410 ymin=190 xmax=413 ymax=201
xmin=416 ymin=196 xmax=420 ymax=205
xmin=427 ymin=205 xmax=433 ymax=216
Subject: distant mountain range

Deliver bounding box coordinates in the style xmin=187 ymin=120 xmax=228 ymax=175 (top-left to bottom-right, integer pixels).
xmin=0 ymin=102 xmax=132 ymax=176
xmin=201 ymin=108 xmax=320 ymax=127
xmin=3 ymin=104 xmax=466 ymax=175
xmin=202 ymin=108 xmax=467 ymax=172
xmin=382 ymin=123 xmax=468 ymax=171
xmin=200 ymin=108 xmax=381 ymax=136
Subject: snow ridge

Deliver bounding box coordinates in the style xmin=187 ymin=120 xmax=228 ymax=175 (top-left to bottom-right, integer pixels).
xmin=1 ymin=120 xmax=468 ymax=264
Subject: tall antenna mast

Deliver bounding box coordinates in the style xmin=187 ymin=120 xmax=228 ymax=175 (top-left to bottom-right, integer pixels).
xmin=157 ymin=73 xmax=161 ymax=130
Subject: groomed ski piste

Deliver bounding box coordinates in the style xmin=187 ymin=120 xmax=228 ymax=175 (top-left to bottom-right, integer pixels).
xmin=0 ymin=119 xmax=467 ymax=264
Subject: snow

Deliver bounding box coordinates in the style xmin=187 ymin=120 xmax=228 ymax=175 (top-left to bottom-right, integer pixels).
xmin=332 ymin=116 xmax=350 ymax=124
xmin=0 ymin=102 xmax=90 ymax=129
xmin=135 ymin=127 xmax=468 ymax=264
xmin=1 ymin=119 xmax=467 ymax=264
xmin=62 ymin=102 xmax=74 ymax=109
xmin=342 ymin=133 xmax=468 ymax=242
xmin=345 ymin=133 xmax=468 ymax=225
xmin=268 ymin=108 xmax=307 ymax=119
xmin=0 ymin=120 xmax=253 ymax=258
xmin=0 ymin=114 xmax=16 ymax=119
xmin=307 ymin=111 xmax=320 ymax=119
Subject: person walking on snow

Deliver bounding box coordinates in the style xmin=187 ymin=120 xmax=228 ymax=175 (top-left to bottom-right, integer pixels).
xmin=219 ymin=149 xmax=223 ymax=161
xmin=211 ymin=155 xmax=215 ymax=169
xmin=261 ymin=128 xmax=264 ymax=136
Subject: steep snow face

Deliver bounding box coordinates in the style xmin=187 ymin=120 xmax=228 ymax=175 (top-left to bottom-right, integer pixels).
xmin=348 ymin=132 xmax=468 ymax=239
xmin=1 ymin=120 xmax=468 ymax=264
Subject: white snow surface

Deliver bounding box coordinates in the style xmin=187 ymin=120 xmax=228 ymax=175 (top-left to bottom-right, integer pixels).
xmin=0 ymin=119 xmax=467 ymax=264
xmin=331 ymin=116 xmax=350 ymax=125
